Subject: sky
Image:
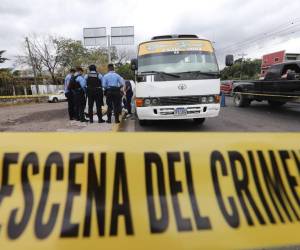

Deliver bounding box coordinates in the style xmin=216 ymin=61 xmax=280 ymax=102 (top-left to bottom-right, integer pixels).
xmin=1 ymin=0 xmax=300 ymax=68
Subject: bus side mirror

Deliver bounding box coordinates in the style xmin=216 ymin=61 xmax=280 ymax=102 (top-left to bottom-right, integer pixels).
xmin=131 ymin=59 xmax=138 ymax=71
xmin=225 ymin=55 xmax=234 ymax=67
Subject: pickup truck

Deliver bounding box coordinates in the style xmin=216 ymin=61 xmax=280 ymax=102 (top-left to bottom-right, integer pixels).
xmin=232 ymin=61 xmax=300 ymax=107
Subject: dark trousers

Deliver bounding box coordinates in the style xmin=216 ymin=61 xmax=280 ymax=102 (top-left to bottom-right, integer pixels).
xmin=125 ymin=94 xmax=133 ymax=114
xmin=87 ymin=88 xmax=103 ymax=122
xmin=65 ymin=92 xmax=75 ymax=119
xmin=106 ymin=89 xmax=122 ymax=122
xmin=73 ymin=89 xmax=86 ymax=121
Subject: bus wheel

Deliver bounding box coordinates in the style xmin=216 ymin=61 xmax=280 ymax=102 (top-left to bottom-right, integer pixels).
xmin=233 ymin=93 xmax=250 ymax=107
xmin=268 ymin=101 xmax=286 ymax=107
xmin=193 ymin=118 xmax=205 ymax=125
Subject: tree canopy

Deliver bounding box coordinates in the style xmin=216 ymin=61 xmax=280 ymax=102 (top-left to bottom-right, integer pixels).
xmin=14 ymin=35 xmax=133 ymax=83
xmin=116 ymin=64 xmax=135 ymax=80
xmin=221 ymin=58 xmax=262 ymax=80
xmin=0 ymin=51 xmax=8 ymax=64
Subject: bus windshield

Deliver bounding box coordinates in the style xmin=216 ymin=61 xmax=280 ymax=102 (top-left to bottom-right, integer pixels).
xmin=138 ymin=39 xmax=219 ymax=74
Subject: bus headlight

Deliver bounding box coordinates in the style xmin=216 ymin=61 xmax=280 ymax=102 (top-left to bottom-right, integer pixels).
xmin=152 ymin=98 xmax=159 ymax=106
xmin=208 ymin=96 xmax=215 ymax=103
xmin=201 ymin=97 xmax=208 ymax=103
xmin=144 ymin=98 xmax=151 ymax=106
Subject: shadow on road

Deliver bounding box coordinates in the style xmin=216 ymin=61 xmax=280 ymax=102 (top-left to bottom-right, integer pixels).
xmin=242 ymin=101 xmax=300 ymax=116
xmin=138 ymin=119 xmax=205 ymax=132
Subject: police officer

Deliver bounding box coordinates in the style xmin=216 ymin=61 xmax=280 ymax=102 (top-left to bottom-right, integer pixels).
xmin=64 ymin=69 xmax=76 ymax=120
xmin=85 ymin=65 xmax=105 ymax=123
xmin=102 ymin=64 xmax=124 ymax=124
xmin=124 ymin=80 xmax=133 ymax=115
xmin=72 ymin=67 xmax=88 ymax=122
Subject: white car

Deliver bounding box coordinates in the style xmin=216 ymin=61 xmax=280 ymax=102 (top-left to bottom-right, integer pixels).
xmin=48 ymin=90 xmax=67 ymax=103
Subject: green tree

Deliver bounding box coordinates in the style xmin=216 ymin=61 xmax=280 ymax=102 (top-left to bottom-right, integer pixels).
xmin=55 ymin=40 xmax=116 ymax=71
xmin=221 ymin=58 xmax=262 ymax=80
xmin=116 ymin=64 xmax=135 ymax=80
xmin=14 ymin=35 xmax=135 ymax=82
xmin=0 ymin=68 xmax=13 ymax=78
xmin=12 ymin=70 xmax=21 ymax=77
xmin=57 ymin=39 xmax=88 ymax=68
xmin=84 ymin=48 xmax=109 ymax=68
xmin=0 ymin=68 xmax=13 ymax=91
xmin=0 ymin=51 xmax=8 ymax=64
xmin=17 ymin=35 xmax=65 ymax=84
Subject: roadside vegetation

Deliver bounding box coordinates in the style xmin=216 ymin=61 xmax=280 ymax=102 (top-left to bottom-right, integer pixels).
xmin=0 ymin=35 xmax=135 ymax=96
xmin=221 ymin=58 xmax=262 ymax=80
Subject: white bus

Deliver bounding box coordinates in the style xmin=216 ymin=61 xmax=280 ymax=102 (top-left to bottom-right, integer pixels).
xmin=131 ymin=34 xmax=233 ymax=126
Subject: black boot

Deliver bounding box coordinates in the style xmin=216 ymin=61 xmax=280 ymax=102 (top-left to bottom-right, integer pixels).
xmin=98 ymin=117 xmax=105 ymax=123
xmin=106 ymin=117 xmax=112 ymax=124
xmin=115 ymin=113 xmax=120 ymax=124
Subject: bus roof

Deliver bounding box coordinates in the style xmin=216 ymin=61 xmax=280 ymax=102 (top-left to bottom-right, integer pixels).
xmin=152 ymin=34 xmax=199 ymax=40
xmin=139 ymin=35 xmax=211 ymax=46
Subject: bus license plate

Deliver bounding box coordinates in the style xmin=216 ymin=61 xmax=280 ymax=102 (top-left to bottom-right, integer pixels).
xmin=174 ymin=108 xmax=187 ymax=116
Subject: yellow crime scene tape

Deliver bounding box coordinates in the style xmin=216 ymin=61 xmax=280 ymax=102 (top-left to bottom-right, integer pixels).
xmin=0 ymin=133 xmax=299 ymax=250
xmin=0 ymin=95 xmax=51 ymax=99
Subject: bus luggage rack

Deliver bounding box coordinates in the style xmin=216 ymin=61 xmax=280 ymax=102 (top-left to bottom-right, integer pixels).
xmin=159 ymin=96 xmax=201 ymax=106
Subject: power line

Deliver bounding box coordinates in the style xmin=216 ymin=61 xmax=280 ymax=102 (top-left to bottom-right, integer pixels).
xmin=221 ymin=25 xmax=300 ymax=51
xmin=217 ymin=19 xmax=300 ymax=52
xmin=217 ymin=27 xmax=300 ymax=56
xmin=217 ymin=26 xmax=300 ymax=55
xmin=216 ymin=18 xmax=300 ymax=55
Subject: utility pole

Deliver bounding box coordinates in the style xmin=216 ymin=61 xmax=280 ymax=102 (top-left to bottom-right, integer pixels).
xmin=25 ymin=37 xmax=39 ymax=94
xmin=238 ymin=53 xmax=247 ymax=80
xmin=107 ymin=35 xmax=111 ymax=63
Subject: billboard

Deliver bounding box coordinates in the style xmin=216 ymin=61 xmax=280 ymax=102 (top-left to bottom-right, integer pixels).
xmin=111 ymin=26 xmax=134 ymax=37
xmin=84 ymin=37 xmax=107 ymax=47
xmin=83 ymin=27 xmax=107 ymax=46
xmin=83 ymin=26 xmax=134 ymax=46
xmin=111 ymin=26 xmax=134 ymax=45
xmin=111 ymin=36 xmax=135 ymax=46
xmin=83 ymin=27 xmax=106 ymax=38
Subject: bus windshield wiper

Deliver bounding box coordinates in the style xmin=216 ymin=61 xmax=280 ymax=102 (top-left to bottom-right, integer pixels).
xmin=178 ymin=71 xmax=220 ymax=77
xmin=140 ymin=71 xmax=181 ymax=78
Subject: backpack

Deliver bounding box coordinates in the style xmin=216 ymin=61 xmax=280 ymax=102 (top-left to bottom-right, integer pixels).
xmin=68 ymin=75 xmax=81 ymax=90
xmin=87 ymin=73 xmax=101 ymax=89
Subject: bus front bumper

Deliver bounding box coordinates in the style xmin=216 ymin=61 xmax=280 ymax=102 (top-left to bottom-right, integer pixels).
xmin=136 ymin=104 xmax=220 ymax=120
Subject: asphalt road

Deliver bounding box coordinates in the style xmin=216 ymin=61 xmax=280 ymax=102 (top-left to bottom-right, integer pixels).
xmin=0 ymin=102 xmax=114 ymax=132
xmin=121 ymin=97 xmax=300 ymax=132
xmin=1 ymin=97 xmax=300 ymax=132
